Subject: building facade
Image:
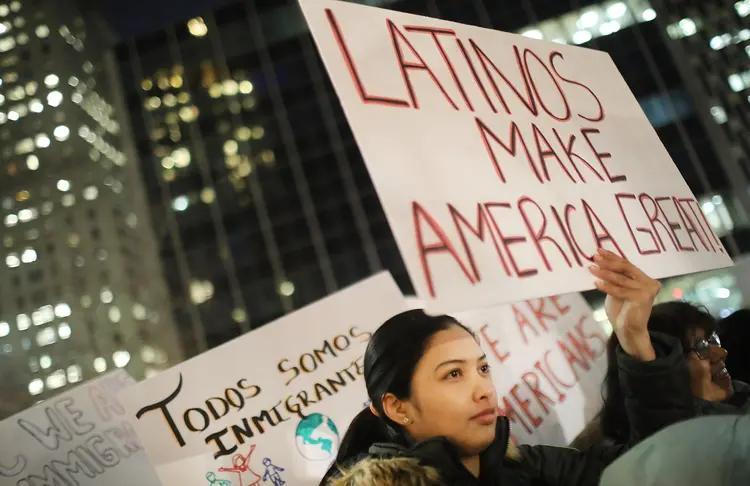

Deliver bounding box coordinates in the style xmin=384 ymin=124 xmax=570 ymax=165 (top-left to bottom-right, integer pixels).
xmin=0 ymin=0 xmax=182 ymax=417
xmin=115 ymin=0 xmax=750 ymax=356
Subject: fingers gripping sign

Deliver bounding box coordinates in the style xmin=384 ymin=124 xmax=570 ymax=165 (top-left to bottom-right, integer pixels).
xmin=589 ymin=248 xmax=660 ymax=361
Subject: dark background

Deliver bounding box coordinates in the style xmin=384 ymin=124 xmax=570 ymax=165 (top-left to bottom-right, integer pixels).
xmin=98 ymin=0 xmax=229 ymax=38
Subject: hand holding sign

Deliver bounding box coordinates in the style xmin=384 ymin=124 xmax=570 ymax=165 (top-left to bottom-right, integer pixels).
xmin=590 ymin=248 xmax=659 ymax=361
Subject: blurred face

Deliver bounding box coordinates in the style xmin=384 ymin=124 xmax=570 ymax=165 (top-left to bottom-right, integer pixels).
xmin=384 ymin=325 xmax=498 ymax=456
xmin=685 ymin=328 xmax=733 ymax=402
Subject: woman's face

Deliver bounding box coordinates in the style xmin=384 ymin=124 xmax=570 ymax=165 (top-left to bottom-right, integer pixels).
xmin=387 ymin=325 xmax=498 ymax=456
xmin=685 ymin=328 xmax=733 ymax=402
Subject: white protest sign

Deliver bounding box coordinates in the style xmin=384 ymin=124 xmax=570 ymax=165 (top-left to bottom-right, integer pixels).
xmin=300 ymin=0 xmax=732 ymax=314
xmin=119 ymin=273 xmax=407 ymax=486
xmin=0 ymin=370 xmax=161 ymax=486
xmin=407 ymin=293 xmax=607 ymax=446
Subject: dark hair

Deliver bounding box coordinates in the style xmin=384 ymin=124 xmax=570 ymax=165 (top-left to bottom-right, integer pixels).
xmin=719 ymin=309 xmax=750 ymax=383
xmin=599 ymin=301 xmax=716 ymax=445
xmin=320 ymin=309 xmax=472 ymax=485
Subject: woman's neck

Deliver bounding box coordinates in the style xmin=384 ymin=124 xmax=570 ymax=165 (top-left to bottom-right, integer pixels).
xmin=461 ymin=455 xmax=481 ymax=478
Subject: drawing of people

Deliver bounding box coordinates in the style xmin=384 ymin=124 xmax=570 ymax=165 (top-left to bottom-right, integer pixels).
xmin=218 ymin=445 xmax=262 ymax=486
xmin=206 ymin=472 xmax=232 ymax=486
xmin=262 ymin=458 xmax=285 ymax=486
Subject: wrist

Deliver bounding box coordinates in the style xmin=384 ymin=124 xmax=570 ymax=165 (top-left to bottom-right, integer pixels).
xmin=618 ymin=330 xmax=656 ymax=361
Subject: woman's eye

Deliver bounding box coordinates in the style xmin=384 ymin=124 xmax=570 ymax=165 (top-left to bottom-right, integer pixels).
xmin=446 ymin=369 xmax=461 ymax=379
xmin=479 ymin=364 xmax=491 ymax=375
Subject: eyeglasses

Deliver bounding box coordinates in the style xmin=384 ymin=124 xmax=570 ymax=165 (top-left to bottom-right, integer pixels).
xmin=687 ymin=332 xmax=721 ymax=360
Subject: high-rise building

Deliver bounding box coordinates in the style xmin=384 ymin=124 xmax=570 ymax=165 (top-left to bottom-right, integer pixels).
xmin=0 ymin=0 xmax=182 ymax=417
xmin=115 ymin=0 xmax=750 ymax=355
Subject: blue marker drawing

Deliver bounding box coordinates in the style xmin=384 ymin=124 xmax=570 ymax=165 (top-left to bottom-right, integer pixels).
xmin=262 ymin=458 xmax=285 ymax=486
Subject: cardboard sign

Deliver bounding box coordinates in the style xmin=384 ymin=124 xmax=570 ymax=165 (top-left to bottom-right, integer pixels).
xmin=0 ymin=370 xmax=161 ymax=486
xmin=119 ymin=273 xmax=407 ymax=486
xmin=300 ymin=0 xmax=732 ymax=314
xmin=407 ymin=293 xmax=607 ymax=446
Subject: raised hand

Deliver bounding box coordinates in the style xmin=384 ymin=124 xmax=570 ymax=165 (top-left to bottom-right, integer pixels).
xmin=589 ymin=248 xmax=660 ymax=361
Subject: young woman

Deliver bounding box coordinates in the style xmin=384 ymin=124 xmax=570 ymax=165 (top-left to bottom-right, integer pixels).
xmin=572 ymin=300 xmax=750 ymax=449
xmin=321 ymin=249 xmax=693 ymax=486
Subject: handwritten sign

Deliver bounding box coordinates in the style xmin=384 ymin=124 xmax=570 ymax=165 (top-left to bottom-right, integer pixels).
xmin=119 ymin=273 xmax=407 ymax=486
xmin=407 ymin=293 xmax=607 ymax=446
xmin=300 ymin=0 xmax=732 ymax=314
xmin=0 ymin=370 xmax=161 ymax=486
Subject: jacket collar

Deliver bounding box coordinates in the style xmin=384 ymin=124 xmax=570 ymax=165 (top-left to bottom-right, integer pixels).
xmin=368 ymin=417 xmax=511 ymax=480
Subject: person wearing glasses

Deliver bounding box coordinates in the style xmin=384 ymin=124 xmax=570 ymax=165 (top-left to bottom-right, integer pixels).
xmin=570 ymin=301 xmax=750 ymax=450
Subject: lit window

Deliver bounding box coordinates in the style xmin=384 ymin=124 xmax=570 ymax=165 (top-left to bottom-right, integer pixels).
xmin=279 ymin=281 xmax=295 ymax=297
xmin=16 ymin=33 xmax=27 ymax=44
xmin=178 ymin=105 xmax=198 ymax=122
xmin=28 ymin=379 xmax=44 ymax=396
xmin=54 ymin=303 xmax=71 ymax=318
xmin=16 ymin=313 xmax=30 ymax=331
xmin=5 ymin=253 xmax=20 ymax=268
xmin=170 ymin=74 xmax=183 ymax=88
xmin=521 ymin=29 xmax=543 ymax=39
xmin=21 ymin=248 xmax=36 ymax=263
xmin=141 ymin=346 xmax=157 ymax=363
xmin=15 ymin=138 xmax=33 ymax=154
xmin=172 ymin=147 xmax=191 ymax=167
xmin=0 ymin=321 xmax=9 ymax=337
xmin=108 ymin=306 xmax=121 ymax=323
xmin=223 ymin=140 xmax=238 ymax=156
xmin=35 ymin=134 xmax=50 ymax=148
xmin=711 ymin=106 xmax=728 ymax=124
xmin=46 ymin=370 xmax=66 ymax=390
xmin=163 ymin=93 xmax=177 ymax=107
xmin=222 ymin=80 xmax=239 ymax=96
xmin=577 ymin=10 xmax=599 ymax=29
xmin=47 ymin=91 xmax=63 ymax=107
xmin=67 ymin=365 xmax=82 ymax=383
xmin=83 ymin=186 xmax=98 ymax=200
xmin=35 ymin=24 xmax=49 ymax=38
xmin=728 ymin=71 xmax=750 ymax=92
xmin=642 ymin=8 xmax=656 ymax=21
xmin=26 ymin=154 xmax=39 ymax=170
xmin=141 ymin=78 xmax=152 ymax=91
xmin=261 ymin=150 xmax=275 ymax=164
xmin=9 ymin=2 xmax=19 ymax=12
xmin=18 ymin=207 xmax=37 ymax=222
xmin=44 ymin=74 xmax=59 ymax=88
xmin=31 ymin=305 xmax=54 ymax=326
xmin=7 ymin=110 xmax=18 ymax=121
xmin=58 ymin=323 xmax=71 ymax=339
xmin=113 ymin=350 xmax=131 ymax=368
xmin=93 ymin=357 xmax=107 ymax=373
xmin=239 ymin=80 xmax=253 ymax=94
xmin=71 ymin=92 xmax=82 ymax=104
xmin=62 ymin=193 xmax=75 ymax=207
xmin=187 ymin=17 xmax=208 ymax=37
xmin=83 ymin=61 xmax=93 ymax=74
xmin=53 ymin=125 xmax=70 ymax=141
xmin=39 ymin=355 xmax=52 ymax=369
xmin=737 ymin=0 xmax=750 ymax=18
xmin=232 ymin=308 xmax=247 ymax=323
xmin=25 ymin=82 xmax=37 ymax=96
xmin=606 ymin=2 xmax=627 ymax=19
xmin=4 ymin=214 xmax=17 ymax=228
xmin=146 ymin=96 xmax=160 ymax=110
xmin=200 ymin=187 xmax=215 ymax=204
xmin=251 ymin=126 xmax=265 ymax=139
xmin=0 ymin=5 xmax=7 ymax=17
xmin=132 ymin=303 xmax=147 ymax=320
xmin=172 ymin=195 xmax=189 ymax=212
xmin=600 ymin=20 xmax=621 ymax=35
xmin=57 ymin=179 xmax=70 ymax=192
xmin=0 ymin=36 xmax=15 ymax=52
xmin=36 ymin=327 xmax=57 ymax=347
xmin=208 ymin=83 xmax=222 ymax=98
xmin=28 ymin=98 xmax=43 ymax=113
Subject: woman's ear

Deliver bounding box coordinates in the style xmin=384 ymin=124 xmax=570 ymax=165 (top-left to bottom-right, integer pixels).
xmin=381 ymin=392 xmax=411 ymax=425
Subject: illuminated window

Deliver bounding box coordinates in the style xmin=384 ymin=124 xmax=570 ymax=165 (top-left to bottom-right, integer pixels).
xmin=44 ymin=74 xmax=59 ymax=88
xmin=108 ymin=306 xmax=121 ymax=323
xmin=0 ymin=321 xmax=9 ymax=337
xmin=16 ymin=32 xmax=27 ymax=45
xmin=46 ymin=370 xmax=66 ymax=389
xmin=222 ymin=80 xmax=238 ymax=96
xmin=200 ymin=187 xmax=215 ymax=204
xmin=9 ymin=2 xmax=19 ymax=12
xmin=18 ymin=207 xmax=36 ymax=222
xmin=31 ymin=305 xmax=54 ymax=326
xmin=35 ymin=24 xmax=49 ymax=38
xmin=163 ymin=93 xmax=177 ymax=107
xmin=83 ymin=186 xmax=98 ymax=200
xmin=0 ymin=36 xmax=15 ymax=52
xmin=208 ymin=83 xmax=222 ymax=98
xmin=20 ymin=247 xmax=36 ymax=263
xmin=0 ymin=5 xmax=8 ymax=17
xmin=170 ymin=74 xmax=183 ymax=89
xmin=711 ymin=106 xmax=728 ymax=124
xmin=573 ymin=30 xmax=593 ymax=44
xmin=39 ymin=355 xmax=52 ymax=369
xmin=58 ymin=323 xmax=71 ymax=339
xmin=17 ymin=314 xmax=30 ymax=331
xmin=15 ymin=138 xmax=33 ymax=154
xmin=172 ymin=147 xmax=191 ymax=167
xmin=187 ymin=17 xmax=208 ymax=37
xmin=53 ymin=125 xmax=70 ymax=141
xmin=35 ymin=134 xmax=50 ymax=148
xmin=36 ymin=327 xmax=57 ymax=347
xmin=179 ymin=105 xmax=198 ymax=122
xmin=113 ymin=350 xmax=131 ymax=368
xmin=4 ymin=214 xmax=17 ymax=227
xmin=54 ymin=303 xmax=71 ymax=318
xmin=172 ymin=195 xmax=189 ymax=212
xmin=93 ymin=357 xmax=107 ymax=373
xmin=223 ymin=140 xmax=238 ymax=156
xmin=67 ymin=365 xmax=82 ymax=383
xmin=728 ymin=70 xmax=750 ymax=92
xmin=28 ymin=98 xmax=43 ymax=113
xmin=279 ymin=281 xmax=295 ymax=297
xmin=239 ymin=80 xmax=253 ymax=94
xmin=737 ymin=1 xmax=750 ymax=17
xmin=25 ymin=154 xmax=38 ymax=171
xmin=141 ymin=78 xmax=152 ymax=91
xmin=61 ymin=194 xmax=75 ymax=207
xmin=56 ymin=179 xmax=70 ymax=192
xmin=47 ymin=91 xmax=63 ymax=107
xmin=521 ymin=29 xmax=543 ymax=39
xmin=28 ymin=379 xmax=44 ymax=396
xmin=232 ymin=308 xmax=247 ymax=323
xmin=5 ymin=253 xmax=20 ymax=268
xmin=146 ymin=96 xmax=160 ymax=110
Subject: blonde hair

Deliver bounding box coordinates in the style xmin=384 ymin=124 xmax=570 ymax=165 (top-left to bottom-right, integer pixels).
xmin=329 ymin=457 xmax=442 ymax=486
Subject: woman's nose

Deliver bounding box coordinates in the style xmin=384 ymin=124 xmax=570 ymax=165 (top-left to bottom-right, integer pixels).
xmin=710 ymin=345 xmax=728 ymax=362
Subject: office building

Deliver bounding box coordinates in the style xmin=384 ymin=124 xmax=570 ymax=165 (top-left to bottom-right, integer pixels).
xmin=115 ymin=0 xmax=749 ymax=354
xmin=0 ymin=0 xmax=182 ymax=417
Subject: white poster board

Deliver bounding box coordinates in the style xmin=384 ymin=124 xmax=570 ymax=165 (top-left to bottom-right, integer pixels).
xmin=407 ymin=293 xmax=607 ymax=446
xmin=0 ymin=370 xmax=161 ymax=486
xmin=300 ymin=0 xmax=732 ymax=314
xmin=119 ymin=273 xmax=407 ymax=486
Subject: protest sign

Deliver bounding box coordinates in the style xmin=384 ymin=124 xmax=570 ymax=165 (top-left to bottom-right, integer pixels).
xmin=299 ymin=0 xmax=733 ymax=314
xmin=0 ymin=370 xmax=160 ymax=486
xmin=407 ymin=292 xmax=607 ymax=446
xmin=119 ymin=273 xmax=407 ymax=486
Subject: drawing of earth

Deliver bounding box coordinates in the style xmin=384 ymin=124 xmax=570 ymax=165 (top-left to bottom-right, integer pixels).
xmin=295 ymin=413 xmax=340 ymax=461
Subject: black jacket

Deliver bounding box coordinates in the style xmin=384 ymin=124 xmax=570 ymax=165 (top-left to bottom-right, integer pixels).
xmin=324 ymin=333 xmax=694 ymax=486
xmin=695 ymin=380 xmax=750 ymax=415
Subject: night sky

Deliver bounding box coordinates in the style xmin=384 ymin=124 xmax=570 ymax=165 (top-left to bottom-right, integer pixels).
xmin=97 ymin=0 xmax=231 ymax=39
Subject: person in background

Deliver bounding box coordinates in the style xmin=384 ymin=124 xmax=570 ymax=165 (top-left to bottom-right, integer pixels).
xmin=599 ymin=414 xmax=750 ymax=486
xmin=329 ymin=457 xmax=443 ymax=486
xmin=320 ymin=249 xmax=696 ymax=486
xmin=571 ymin=301 xmax=750 ymax=450
xmin=719 ymin=308 xmax=750 ymax=384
